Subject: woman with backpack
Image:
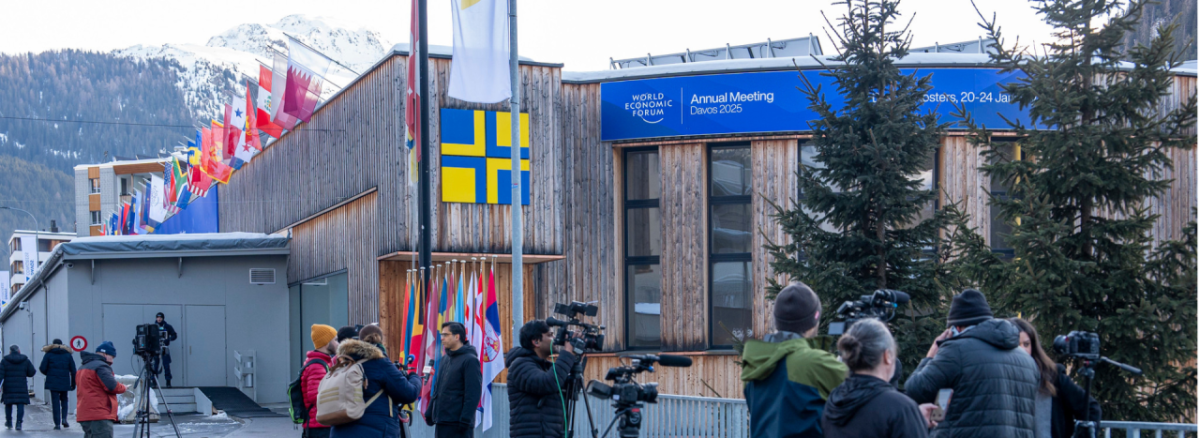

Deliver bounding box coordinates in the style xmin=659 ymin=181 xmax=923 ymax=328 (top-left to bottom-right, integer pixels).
xmin=327 ymin=338 xmax=421 ymax=438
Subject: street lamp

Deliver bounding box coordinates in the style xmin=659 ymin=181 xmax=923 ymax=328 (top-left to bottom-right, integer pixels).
xmin=0 ymin=206 xmax=39 ymax=278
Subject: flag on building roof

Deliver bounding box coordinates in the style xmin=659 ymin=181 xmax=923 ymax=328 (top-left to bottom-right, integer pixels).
xmin=245 ymin=83 xmax=263 ymax=152
xmin=405 ymin=0 xmax=422 ymax=172
xmin=449 ymin=0 xmax=511 ymax=103
xmin=283 ymin=36 xmax=333 ymax=124
xmin=148 ymin=174 xmax=167 ymax=228
xmin=271 ymin=51 xmax=299 ymax=131
xmin=202 ymin=123 xmax=234 ymax=184
xmin=259 ymin=64 xmax=273 ymax=92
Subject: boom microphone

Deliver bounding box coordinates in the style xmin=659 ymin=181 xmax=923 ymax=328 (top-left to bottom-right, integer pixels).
xmin=656 ymin=354 xmax=693 ymax=368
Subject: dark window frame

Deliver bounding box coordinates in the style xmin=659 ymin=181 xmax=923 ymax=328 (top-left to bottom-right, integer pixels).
xmin=623 ymin=146 xmax=661 ymax=350
xmin=707 ymin=143 xmax=753 ymax=350
xmin=989 ymin=139 xmax=1021 ymax=259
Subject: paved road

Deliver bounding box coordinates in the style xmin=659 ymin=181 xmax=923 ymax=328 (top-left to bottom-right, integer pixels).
xmin=0 ymin=401 xmax=297 ymax=437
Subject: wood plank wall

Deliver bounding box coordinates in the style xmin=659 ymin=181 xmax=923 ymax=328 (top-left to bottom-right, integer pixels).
xmin=289 ymin=192 xmax=379 ymax=322
xmin=750 ymin=140 xmax=798 ymax=339
xmin=658 ymin=143 xmax=708 ymax=351
xmin=939 ymin=136 xmax=992 ymax=241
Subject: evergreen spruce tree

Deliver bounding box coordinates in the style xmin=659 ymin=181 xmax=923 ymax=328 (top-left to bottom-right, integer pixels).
xmin=765 ymin=0 xmax=963 ymax=373
xmin=951 ymin=0 xmax=1198 ymax=422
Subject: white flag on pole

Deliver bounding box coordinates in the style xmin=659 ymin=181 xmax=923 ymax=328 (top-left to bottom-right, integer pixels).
xmin=449 ymin=0 xmax=511 ymax=103
xmin=20 ymin=235 xmax=37 ymax=282
xmin=148 ymin=175 xmax=168 ymax=224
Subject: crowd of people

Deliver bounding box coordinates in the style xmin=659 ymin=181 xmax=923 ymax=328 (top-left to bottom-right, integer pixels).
xmin=743 ymin=283 xmax=1101 ymax=438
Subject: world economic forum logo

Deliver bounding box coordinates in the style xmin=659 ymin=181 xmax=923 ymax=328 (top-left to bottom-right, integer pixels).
xmin=625 ymin=92 xmax=673 ymax=124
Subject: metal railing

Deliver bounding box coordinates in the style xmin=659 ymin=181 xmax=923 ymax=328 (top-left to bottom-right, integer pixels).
xmin=405 ymin=383 xmax=1195 ymax=438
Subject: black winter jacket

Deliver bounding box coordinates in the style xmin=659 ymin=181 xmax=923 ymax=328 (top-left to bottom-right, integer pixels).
xmin=823 ymin=374 xmax=929 ymax=438
xmin=904 ymin=319 xmax=1039 ymax=438
xmin=505 ymin=347 xmax=577 ymax=438
xmin=1050 ymin=364 xmax=1101 ymax=438
xmin=39 ymin=344 xmax=76 ymax=392
xmin=425 ymin=343 xmax=482 ymax=427
xmin=0 ymin=353 xmax=35 ymax=404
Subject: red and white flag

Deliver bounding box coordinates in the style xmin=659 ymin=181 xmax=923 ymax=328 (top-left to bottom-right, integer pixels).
xmin=282 ymin=36 xmax=332 ymax=124
xmin=270 ymin=51 xmax=299 ymax=131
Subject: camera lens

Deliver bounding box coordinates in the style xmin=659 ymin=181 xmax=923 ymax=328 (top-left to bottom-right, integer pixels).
xmin=1052 ymin=335 xmax=1069 ymax=355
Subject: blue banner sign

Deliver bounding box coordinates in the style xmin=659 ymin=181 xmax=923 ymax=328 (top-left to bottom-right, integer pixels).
xmin=600 ymin=68 xmax=1030 ymax=141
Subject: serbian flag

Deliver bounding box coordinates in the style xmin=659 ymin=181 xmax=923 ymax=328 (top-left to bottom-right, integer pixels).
xmin=449 ymin=0 xmax=510 ymax=103
xmin=282 ymin=36 xmax=332 ymax=124
xmin=405 ymin=0 xmax=422 ymax=177
xmin=479 ymin=262 xmax=505 ymax=430
xmin=270 ymin=51 xmax=299 ymax=131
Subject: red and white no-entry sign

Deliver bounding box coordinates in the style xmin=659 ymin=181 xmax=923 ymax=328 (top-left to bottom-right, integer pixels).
xmin=70 ymin=336 xmax=87 ymax=352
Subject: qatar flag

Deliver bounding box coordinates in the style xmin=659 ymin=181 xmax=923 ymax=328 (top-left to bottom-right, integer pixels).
xmin=282 ymin=36 xmax=332 ymax=124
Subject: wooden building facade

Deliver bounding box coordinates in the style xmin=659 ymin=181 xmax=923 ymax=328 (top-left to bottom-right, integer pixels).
xmin=219 ymin=47 xmax=1197 ymax=398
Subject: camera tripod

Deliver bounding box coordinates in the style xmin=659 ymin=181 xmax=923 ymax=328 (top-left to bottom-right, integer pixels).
xmin=1072 ymin=356 xmax=1141 ymax=438
xmin=562 ymin=354 xmax=599 ymax=438
xmin=131 ymin=352 xmax=182 ymax=438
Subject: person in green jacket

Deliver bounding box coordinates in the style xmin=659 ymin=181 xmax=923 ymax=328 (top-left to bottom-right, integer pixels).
xmin=741 ymin=282 xmax=847 ymax=438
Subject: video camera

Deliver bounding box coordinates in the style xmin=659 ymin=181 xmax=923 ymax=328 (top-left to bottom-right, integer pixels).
xmin=828 ymin=289 xmax=911 ymax=336
xmin=132 ymin=323 xmax=167 ymax=356
xmin=586 ymin=354 xmax=693 ymax=438
xmin=1053 ymin=331 xmax=1101 ymax=360
xmin=547 ymin=301 xmax=606 ymax=352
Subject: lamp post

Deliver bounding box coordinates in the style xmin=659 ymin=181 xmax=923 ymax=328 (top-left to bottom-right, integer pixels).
xmin=0 ymin=206 xmax=39 ymax=276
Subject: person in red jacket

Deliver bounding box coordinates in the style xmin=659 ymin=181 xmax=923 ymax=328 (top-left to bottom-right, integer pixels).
xmin=302 ymin=324 xmax=339 ymax=438
xmin=76 ymin=341 xmax=127 ymax=438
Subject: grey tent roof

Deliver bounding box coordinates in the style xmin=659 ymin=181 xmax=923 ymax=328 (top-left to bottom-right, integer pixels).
xmin=61 ymin=232 xmax=289 ymax=259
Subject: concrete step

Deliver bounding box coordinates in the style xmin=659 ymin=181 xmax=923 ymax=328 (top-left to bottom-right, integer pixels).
xmin=157 ymin=388 xmax=196 ymax=397
xmin=159 ymin=395 xmax=194 ymax=405
xmin=156 ymin=403 xmax=197 ymax=414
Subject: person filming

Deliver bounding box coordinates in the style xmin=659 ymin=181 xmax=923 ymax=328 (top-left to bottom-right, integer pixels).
xmin=1009 ymin=318 xmax=1101 ymax=438
xmin=150 ymin=312 xmax=178 ymax=387
xmin=822 ymin=318 xmax=934 ymax=438
xmin=506 ymin=320 xmax=580 ymax=438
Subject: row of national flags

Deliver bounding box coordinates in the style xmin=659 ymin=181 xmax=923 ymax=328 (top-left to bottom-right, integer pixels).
xmin=103 ymin=36 xmax=339 ymax=236
xmin=398 ymin=258 xmax=505 ymax=431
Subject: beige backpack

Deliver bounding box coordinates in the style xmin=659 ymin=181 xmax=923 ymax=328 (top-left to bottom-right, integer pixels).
xmin=315 ymin=357 xmax=391 ymax=426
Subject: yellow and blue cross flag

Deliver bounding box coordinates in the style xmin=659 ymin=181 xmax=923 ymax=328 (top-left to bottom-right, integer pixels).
xmin=440 ymin=108 xmax=530 ymax=204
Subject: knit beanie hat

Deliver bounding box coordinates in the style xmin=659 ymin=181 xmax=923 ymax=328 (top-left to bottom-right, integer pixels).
xmin=337 ymin=326 xmax=359 ymax=342
xmin=96 ymin=341 xmax=116 ymax=357
xmin=947 ymin=289 xmax=993 ymax=327
xmin=774 ymin=282 xmax=822 ymax=335
xmin=52 ymin=339 xmax=62 ymax=345
xmin=358 ymin=324 xmax=383 ymax=343
xmin=311 ymin=324 xmax=337 ymax=350
xmin=156 ymin=312 xmax=165 ymax=319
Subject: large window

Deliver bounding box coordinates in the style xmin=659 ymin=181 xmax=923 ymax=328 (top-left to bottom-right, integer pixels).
xmin=624 ymin=148 xmax=661 ymax=348
xmin=289 ymin=271 xmax=349 ymax=374
xmin=90 ymin=211 xmax=103 ymax=225
xmin=990 ymin=140 xmax=1020 ymax=258
xmin=89 ymin=178 xmax=100 ymax=194
xmin=709 ymin=144 xmax=753 ymax=347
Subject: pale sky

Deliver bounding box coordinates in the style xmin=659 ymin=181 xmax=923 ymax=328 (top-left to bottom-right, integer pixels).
xmin=0 ymin=0 xmax=1056 ymax=71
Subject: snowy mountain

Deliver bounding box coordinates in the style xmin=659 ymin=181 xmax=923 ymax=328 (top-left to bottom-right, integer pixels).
xmin=115 ymin=15 xmax=392 ymax=120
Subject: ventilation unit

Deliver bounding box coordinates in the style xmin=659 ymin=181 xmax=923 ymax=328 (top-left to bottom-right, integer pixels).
xmin=249 ymin=268 xmax=276 ymax=285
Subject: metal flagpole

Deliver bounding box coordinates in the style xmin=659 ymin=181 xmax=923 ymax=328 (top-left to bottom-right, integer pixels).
xmin=509 ymin=0 xmax=524 ymax=337
xmin=418 ymin=0 xmax=433 ymax=299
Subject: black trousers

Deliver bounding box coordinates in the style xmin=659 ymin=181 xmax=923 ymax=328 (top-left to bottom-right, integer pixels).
xmin=4 ymin=403 xmax=23 ymax=425
xmin=50 ymin=390 xmax=69 ymax=425
xmin=150 ymin=350 xmax=172 ymax=382
xmin=435 ymin=423 xmax=472 ymax=438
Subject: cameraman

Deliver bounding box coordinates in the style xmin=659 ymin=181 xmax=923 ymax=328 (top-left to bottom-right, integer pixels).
xmin=741 ymin=282 xmax=847 ymax=438
xmin=506 ymin=320 xmax=579 ymax=438
xmin=822 ymin=318 xmax=934 ymax=438
xmin=150 ymin=312 xmax=178 ymax=387
xmin=904 ymin=289 xmax=1039 ymax=438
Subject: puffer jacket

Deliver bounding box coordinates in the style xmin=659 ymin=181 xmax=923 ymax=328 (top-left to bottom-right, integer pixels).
xmin=741 ymin=333 xmax=848 ymax=438
xmin=425 ymin=343 xmax=482 ymax=427
xmin=505 ymin=346 xmax=577 ymax=438
xmin=0 ymin=352 xmax=36 ymax=404
xmin=75 ymin=351 xmax=126 ymax=422
xmin=39 ymin=344 xmax=77 ymax=392
xmin=904 ymin=318 xmax=1039 ymax=438
xmin=300 ymin=350 xmax=332 ymax=429
xmin=329 ymin=340 xmax=422 ymax=438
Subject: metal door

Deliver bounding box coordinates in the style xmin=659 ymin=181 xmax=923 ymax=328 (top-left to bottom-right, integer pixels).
xmin=101 ymin=304 xmax=144 ymax=378
xmin=183 ymin=305 xmax=226 ymax=387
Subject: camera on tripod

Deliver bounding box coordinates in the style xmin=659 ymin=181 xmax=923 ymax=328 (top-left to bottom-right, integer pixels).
xmin=547 ymin=301 xmax=606 ymax=352
xmin=1053 ymin=331 xmax=1101 ymax=360
xmin=585 ymin=354 xmax=692 ymax=438
xmin=828 ymin=289 xmax=911 ymax=336
xmin=132 ymin=323 xmax=167 ymax=356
